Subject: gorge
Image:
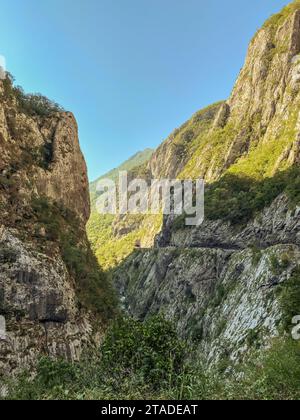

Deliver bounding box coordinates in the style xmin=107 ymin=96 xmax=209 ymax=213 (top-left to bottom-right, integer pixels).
xmin=1 ymin=0 xmax=300 ymax=400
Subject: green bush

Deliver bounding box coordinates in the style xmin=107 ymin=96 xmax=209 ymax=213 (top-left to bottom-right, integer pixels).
xmin=0 ymin=246 xmax=18 ymax=264
xmin=1 ymin=73 xmax=64 ymax=117
xmin=4 ymin=326 xmax=300 ymax=401
xmin=3 ymin=316 xmax=190 ymax=400
xmin=101 ymin=316 xmax=186 ymax=389
xmin=278 ymin=268 xmax=300 ymax=332
xmin=205 ymin=166 xmax=300 ymax=225
xmin=238 ymin=339 xmax=300 ymax=400
xmin=17 ymin=92 xmax=64 ymax=117
xmin=172 ymin=166 xmax=300 ymax=230
xmin=251 ymin=246 xmax=262 ymax=265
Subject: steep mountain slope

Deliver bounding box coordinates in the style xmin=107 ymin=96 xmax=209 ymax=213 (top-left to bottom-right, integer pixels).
xmin=0 ymin=76 xmax=116 ymax=375
xmin=87 ymin=148 xmax=160 ymax=271
xmin=89 ymin=0 xmax=300 ymax=272
xmin=87 ymin=102 xmax=226 ymax=270
xmin=112 ymin=1 xmax=300 ymax=363
xmin=2 ymin=1 xmax=300 ymax=400
xmin=90 ymin=148 xmax=153 ymax=202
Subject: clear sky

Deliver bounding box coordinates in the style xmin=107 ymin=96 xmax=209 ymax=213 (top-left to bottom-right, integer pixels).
xmin=0 ymin=0 xmax=289 ymax=181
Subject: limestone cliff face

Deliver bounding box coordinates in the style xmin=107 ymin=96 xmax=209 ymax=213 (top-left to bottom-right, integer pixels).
xmin=0 ymin=81 xmax=90 ymax=224
xmin=143 ymin=4 xmax=300 ymax=183
xmin=113 ymin=3 xmax=300 ymax=364
xmin=224 ymin=6 xmax=300 ymax=171
xmin=35 ymin=112 xmax=90 ymax=223
xmin=115 ymin=195 xmax=300 ymax=363
xmin=147 ymin=102 xmax=223 ymax=180
xmin=229 ymin=9 xmax=300 ymax=125
xmin=0 ymin=78 xmax=106 ymax=376
xmin=115 ymin=243 xmax=300 ymax=364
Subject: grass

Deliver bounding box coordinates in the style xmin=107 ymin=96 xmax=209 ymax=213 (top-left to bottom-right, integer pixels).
xmin=263 ymin=1 xmax=300 ymax=33
xmin=3 ymin=317 xmax=300 ymax=400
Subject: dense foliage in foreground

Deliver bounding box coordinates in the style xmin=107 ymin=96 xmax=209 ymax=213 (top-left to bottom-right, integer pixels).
xmin=2 ymin=316 xmax=300 ymax=400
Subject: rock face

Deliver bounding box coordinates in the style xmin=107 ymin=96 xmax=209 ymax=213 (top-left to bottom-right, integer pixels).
xmin=157 ymin=194 xmax=300 ymax=250
xmin=115 ymin=196 xmax=300 ymax=363
xmin=112 ymin=3 xmax=300 ymax=364
xmin=0 ymin=229 xmax=93 ymax=373
xmin=0 ymin=83 xmax=90 ymax=225
xmin=147 ymin=102 xmax=223 ymax=181
xmin=91 ymin=3 xmax=300 ymax=272
xmin=143 ymin=3 xmax=300 ymax=183
xmin=115 ymin=243 xmax=300 ymax=363
xmin=0 ymin=78 xmax=104 ymax=375
xmin=35 ymin=112 xmax=90 ymax=223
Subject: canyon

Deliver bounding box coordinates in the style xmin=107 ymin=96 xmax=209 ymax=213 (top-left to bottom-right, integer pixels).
xmin=1 ymin=1 xmax=300 ymax=386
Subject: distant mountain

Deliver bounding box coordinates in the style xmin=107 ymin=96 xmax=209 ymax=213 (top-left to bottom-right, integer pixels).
xmin=87 ymin=148 xmax=156 ymax=270
xmin=90 ymin=148 xmax=154 ymax=198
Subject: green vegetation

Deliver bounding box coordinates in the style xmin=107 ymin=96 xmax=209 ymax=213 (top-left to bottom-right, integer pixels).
xmin=101 ymin=316 xmax=186 ymax=389
xmin=180 ymin=120 xmax=237 ymax=180
xmin=87 ymin=103 xmax=223 ymax=270
xmin=269 ymin=253 xmax=287 ymax=275
xmin=228 ymin=108 xmax=299 ymax=179
xmin=87 ymin=207 xmax=162 ymax=271
xmin=170 ymin=102 xmax=224 ymax=169
xmin=87 ymin=148 xmax=159 ymax=270
xmin=263 ymin=1 xmax=300 ymax=33
xmin=87 ymin=151 xmax=163 ymax=270
xmin=38 ymin=143 xmax=54 ymax=169
xmin=211 ymin=284 xmax=228 ymax=309
xmin=1 ymin=73 xmax=64 ymax=117
xmin=173 ymin=165 xmax=300 ymax=229
xmin=251 ymin=246 xmax=262 ymax=266
xmin=3 ymin=316 xmax=188 ymax=400
xmin=205 ymin=166 xmax=300 ymax=224
xmin=94 ymin=214 xmax=162 ymax=271
xmin=278 ymin=267 xmax=300 ymax=332
xmin=0 ymin=246 xmax=18 ymax=264
xmin=31 ymin=196 xmax=117 ymax=319
xmin=3 ymin=316 xmax=300 ymax=400
xmin=89 ymin=148 xmax=153 ymax=205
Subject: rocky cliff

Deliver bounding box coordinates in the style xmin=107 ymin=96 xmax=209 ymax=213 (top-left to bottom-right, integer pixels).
xmin=0 ymin=77 xmax=115 ymax=376
xmin=111 ymin=2 xmax=300 ymax=364
xmin=91 ymin=2 xmax=300 ymax=273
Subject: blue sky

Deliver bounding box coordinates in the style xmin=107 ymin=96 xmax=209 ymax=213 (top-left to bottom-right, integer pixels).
xmin=0 ymin=0 xmax=289 ymax=181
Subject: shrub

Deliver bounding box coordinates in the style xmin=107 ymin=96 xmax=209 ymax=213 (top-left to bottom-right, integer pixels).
xmin=0 ymin=246 xmax=18 ymax=264
xmin=172 ymin=165 xmax=300 ymax=230
xmin=251 ymin=246 xmax=262 ymax=266
xmin=3 ymin=316 xmax=191 ymax=400
xmin=278 ymin=268 xmax=300 ymax=332
xmin=240 ymin=339 xmax=300 ymax=400
xmin=1 ymin=73 xmax=64 ymax=117
xmin=100 ymin=316 xmax=186 ymax=389
xmin=204 ymin=166 xmax=300 ymax=225
xmin=17 ymin=92 xmax=64 ymax=117
xmin=4 ymin=334 xmax=300 ymax=400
